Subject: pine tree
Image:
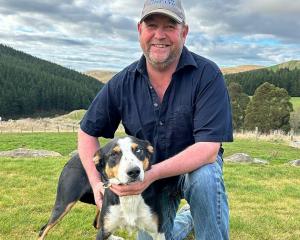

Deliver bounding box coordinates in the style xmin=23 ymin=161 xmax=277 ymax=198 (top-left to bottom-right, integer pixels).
xmin=228 ymin=82 xmax=250 ymax=130
xmin=244 ymin=82 xmax=293 ymax=133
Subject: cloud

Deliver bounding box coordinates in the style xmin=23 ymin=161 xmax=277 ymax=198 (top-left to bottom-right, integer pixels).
xmin=184 ymin=0 xmax=300 ymax=43
xmin=0 ymin=0 xmax=299 ymax=71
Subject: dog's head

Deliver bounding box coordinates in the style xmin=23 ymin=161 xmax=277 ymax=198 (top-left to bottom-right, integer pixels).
xmin=93 ymin=136 xmax=154 ymax=185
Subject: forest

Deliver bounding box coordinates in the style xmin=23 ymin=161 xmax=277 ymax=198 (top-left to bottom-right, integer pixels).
xmin=225 ymin=65 xmax=300 ymax=97
xmin=0 ymin=44 xmax=103 ymax=119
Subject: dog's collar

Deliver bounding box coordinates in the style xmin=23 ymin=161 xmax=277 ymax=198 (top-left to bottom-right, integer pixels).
xmin=102 ymin=181 xmax=112 ymax=189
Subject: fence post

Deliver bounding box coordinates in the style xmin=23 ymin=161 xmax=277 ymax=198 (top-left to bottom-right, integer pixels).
xmin=255 ymin=127 xmax=259 ymax=140
xmin=290 ymin=128 xmax=294 ymax=141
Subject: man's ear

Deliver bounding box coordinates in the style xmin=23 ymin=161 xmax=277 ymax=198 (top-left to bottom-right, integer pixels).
xmin=181 ymin=24 xmax=189 ymax=43
xmin=137 ymin=22 xmax=142 ymax=35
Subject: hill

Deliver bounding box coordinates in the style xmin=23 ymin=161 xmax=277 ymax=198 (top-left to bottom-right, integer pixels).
xmin=225 ymin=60 xmax=300 ymax=97
xmin=268 ymin=60 xmax=300 ymax=71
xmin=0 ymin=44 xmax=104 ymax=120
xmin=85 ymin=70 xmax=116 ymax=83
xmin=221 ymin=65 xmax=264 ymax=75
xmin=84 ymin=65 xmax=264 ymax=84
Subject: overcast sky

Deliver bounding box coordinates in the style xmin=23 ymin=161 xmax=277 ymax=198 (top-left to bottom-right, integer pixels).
xmin=1 ymin=0 xmax=299 ymax=72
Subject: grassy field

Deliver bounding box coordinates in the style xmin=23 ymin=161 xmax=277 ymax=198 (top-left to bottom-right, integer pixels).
xmin=0 ymin=133 xmax=299 ymax=240
xmin=291 ymin=97 xmax=300 ymax=110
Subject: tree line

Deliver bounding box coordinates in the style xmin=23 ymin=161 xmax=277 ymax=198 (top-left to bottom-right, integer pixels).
xmin=0 ymin=44 xmax=103 ymax=119
xmin=225 ymin=68 xmax=300 ymax=97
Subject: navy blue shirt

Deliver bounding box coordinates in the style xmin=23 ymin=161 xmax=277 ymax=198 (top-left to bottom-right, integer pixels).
xmin=80 ymin=47 xmax=233 ymax=166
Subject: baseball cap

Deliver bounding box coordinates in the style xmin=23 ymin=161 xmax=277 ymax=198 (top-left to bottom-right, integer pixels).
xmin=140 ymin=0 xmax=186 ymax=23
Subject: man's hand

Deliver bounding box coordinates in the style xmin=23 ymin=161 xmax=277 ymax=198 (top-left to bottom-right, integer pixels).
xmin=110 ymin=170 xmax=155 ymax=196
xmin=92 ymin=182 xmax=105 ymax=209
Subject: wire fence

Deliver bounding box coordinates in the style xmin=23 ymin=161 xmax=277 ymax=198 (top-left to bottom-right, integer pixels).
xmin=0 ymin=125 xmax=79 ymax=133
xmin=0 ymin=122 xmax=125 ymax=134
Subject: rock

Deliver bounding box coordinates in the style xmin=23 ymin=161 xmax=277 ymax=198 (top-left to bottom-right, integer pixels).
xmin=290 ymin=141 xmax=300 ymax=148
xmin=289 ymin=160 xmax=300 ymax=167
xmin=0 ymin=148 xmax=62 ymax=158
xmin=224 ymin=153 xmax=269 ymax=164
xmin=224 ymin=153 xmax=253 ymax=163
xmin=253 ymin=158 xmax=269 ymax=165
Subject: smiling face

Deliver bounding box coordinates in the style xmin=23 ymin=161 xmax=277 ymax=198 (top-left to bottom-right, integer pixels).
xmin=94 ymin=137 xmax=153 ymax=184
xmin=138 ymin=14 xmax=188 ymax=70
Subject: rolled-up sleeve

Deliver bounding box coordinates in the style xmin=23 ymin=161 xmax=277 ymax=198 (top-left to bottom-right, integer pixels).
xmin=193 ymin=66 xmax=233 ymax=142
xmin=80 ymin=79 xmax=121 ymax=138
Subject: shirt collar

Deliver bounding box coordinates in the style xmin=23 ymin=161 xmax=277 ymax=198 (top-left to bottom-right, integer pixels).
xmin=135 ymin=46 xmax=198 ymax=75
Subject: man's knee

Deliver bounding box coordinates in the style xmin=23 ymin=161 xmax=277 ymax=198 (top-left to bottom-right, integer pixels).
xmin=183 ymin=159 xmax=223 ymax=201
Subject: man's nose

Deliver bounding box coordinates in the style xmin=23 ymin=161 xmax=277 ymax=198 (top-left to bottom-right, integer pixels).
xmin=154 ymin=27 xmax=166 ymax=39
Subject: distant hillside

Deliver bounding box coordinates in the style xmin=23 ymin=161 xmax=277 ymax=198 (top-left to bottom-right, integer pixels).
xmin=0 ymin=44 xmax=104 ymax=119
xmin=225 ymin=60 xmax=300 ymax=97
xmin=222 ymin=65 xmax=264 ymax=75
xmin=86 ymin=66 xmax=264 ymax=82
xmin=268 ymin=60 xmax=300 ymax=71
xmin=85 ymin=70 xmax=116 ymax=83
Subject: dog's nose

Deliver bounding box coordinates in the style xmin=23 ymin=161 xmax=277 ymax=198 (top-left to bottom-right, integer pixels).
xmin=127 ymin=167 xmax=141 ymax=179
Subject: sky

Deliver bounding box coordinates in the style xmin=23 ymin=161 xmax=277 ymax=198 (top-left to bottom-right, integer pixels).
xmin=1 ymin=0 xmax=300 ymax=72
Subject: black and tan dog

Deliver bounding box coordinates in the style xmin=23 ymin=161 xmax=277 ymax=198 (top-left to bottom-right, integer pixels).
xmin=38 ymin=136 xmax=165 ymax=240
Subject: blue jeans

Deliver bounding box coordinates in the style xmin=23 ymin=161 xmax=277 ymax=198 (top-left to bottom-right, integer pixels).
xmin=137 ymin=155 xmax=229 ymax=240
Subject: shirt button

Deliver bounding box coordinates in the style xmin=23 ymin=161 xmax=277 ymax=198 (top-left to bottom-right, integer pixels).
xmin=153 ymin=103 xmax=158 ymax=107
xmin=159 ymin=121 xmax=164 ymax=126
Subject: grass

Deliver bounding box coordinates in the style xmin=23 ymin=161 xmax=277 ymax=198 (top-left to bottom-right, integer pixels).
xmin=57 ymin=109 xmax=86 ymax=122
xmin=291 ymin=97 xmax=300 ymax=110
xmin=0 ymin=133 xmax=299 ymax=239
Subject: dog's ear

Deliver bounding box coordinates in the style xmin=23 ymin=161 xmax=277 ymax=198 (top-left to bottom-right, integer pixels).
xmin=93 ymin=149 xmax=103 ymax=171
xmin=146 ymin=144 xmax=154 ymax=155
xmin=93 ymin=149 xmax=108 ymax=182
xmin=142 ymin=140 xmax=154 ymax=171
xmin=142 ymin=140 xmax=154 ymax=156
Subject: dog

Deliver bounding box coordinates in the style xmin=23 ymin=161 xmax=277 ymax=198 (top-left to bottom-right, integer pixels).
xmin=38 ymin=136 xmax=165 ymax=240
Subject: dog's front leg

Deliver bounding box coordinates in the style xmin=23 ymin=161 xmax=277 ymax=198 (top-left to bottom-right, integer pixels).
xmin=95 ymin=228 xmax=111 ymax=240
xmin=107 ymin=235 xmax=125 ymax=240
xmin=96 ymin=229 xmax=124 ymax=240
xmin=149 ymin=233 xmax=166 ymax=240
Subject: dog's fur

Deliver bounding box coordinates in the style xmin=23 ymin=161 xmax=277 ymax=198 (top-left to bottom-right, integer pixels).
xmin=38 ymin=136 xmax=165 ymax=240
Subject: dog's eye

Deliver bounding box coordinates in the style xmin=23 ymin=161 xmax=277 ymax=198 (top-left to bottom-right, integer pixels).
xmin=110 ymin=151 xmax=119 ymax=158
xmin=134 ymin=147 xmax=144 ymax=155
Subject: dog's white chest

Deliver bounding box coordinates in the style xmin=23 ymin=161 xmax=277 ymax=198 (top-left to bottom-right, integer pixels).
xmin=106 ymin=195 xmax=157 ymax=232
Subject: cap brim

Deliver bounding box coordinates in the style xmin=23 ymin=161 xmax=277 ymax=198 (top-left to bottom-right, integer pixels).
xmin=140 ymin=9 xmax=183 ymax=23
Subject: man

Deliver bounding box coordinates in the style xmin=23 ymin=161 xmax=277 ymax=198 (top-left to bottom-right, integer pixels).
xmin=78 ymin=0 xmax=233 ymax=239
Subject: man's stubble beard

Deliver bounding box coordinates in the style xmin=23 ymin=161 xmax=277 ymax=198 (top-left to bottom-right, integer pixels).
xmin=143 ymin=44 xmax=184 ymax=71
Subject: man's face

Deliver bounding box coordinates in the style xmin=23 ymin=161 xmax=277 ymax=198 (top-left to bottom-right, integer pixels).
xmin=138 ymin=14 xmax=188 ymax=70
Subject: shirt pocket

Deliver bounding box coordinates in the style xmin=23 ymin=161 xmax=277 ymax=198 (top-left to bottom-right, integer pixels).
xmin=166 ymin=105 xmax=194 ymax=154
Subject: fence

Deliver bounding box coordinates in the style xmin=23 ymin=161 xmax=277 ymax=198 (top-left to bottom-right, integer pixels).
xmin=0 ymin=124 xmax=79 ymax=133
xmin=0 ymin=122 xmax=125 ymax=133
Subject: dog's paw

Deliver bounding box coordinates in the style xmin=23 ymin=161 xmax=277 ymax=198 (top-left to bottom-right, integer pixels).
xmin=108 ymin=235 xmax=125 ymax=240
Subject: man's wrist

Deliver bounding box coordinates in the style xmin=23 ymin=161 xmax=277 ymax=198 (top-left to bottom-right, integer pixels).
xmin=150 ymin=164 xmax=161 ymax=182
xmin=90 ymin=178 xmax=102 ymax=190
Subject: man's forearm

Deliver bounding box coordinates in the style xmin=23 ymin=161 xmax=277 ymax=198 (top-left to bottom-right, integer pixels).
xmin=78 ymin=129 xmax=101 ymax=189
xmin=151 ymin=142 xmax=220 ymax=181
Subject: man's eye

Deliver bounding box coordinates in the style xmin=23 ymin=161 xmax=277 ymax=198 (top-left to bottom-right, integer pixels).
xmin=147 ymin=24 xmax=156 ymax=28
